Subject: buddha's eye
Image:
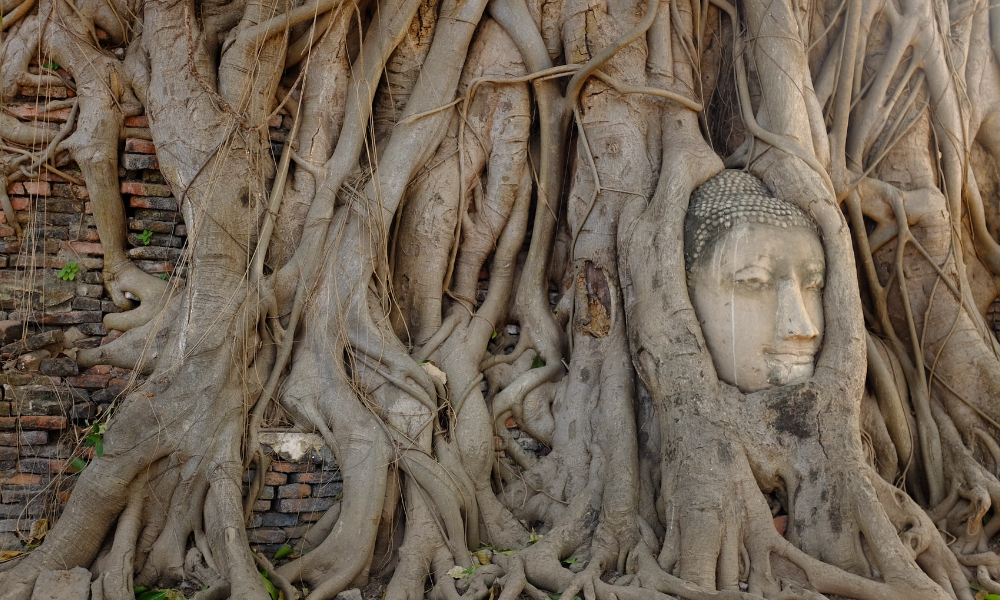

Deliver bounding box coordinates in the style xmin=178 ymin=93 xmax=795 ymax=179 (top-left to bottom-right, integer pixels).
xmin=734 ymin=266 xmax=772 ymax=290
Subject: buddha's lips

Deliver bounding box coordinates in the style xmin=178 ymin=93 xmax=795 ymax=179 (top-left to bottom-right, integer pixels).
xmin=764 ymin=352 xmax=816 ymax=365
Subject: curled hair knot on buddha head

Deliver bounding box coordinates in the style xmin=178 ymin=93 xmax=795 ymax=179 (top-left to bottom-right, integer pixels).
xmin=684 ymin=170 xmax=819 ymax=271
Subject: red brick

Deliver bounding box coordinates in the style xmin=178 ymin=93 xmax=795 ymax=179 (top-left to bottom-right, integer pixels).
xmin=6 ymin=181 xmax=51 ymax=196
xmin=4 ymin=104 xmax=72 ymax=122
xmin=0 ymin=418 xmax=16 ymax=430
xmin=263 ymin=471 xmax=287 ymax=486
xmin=247 ymin=527 xmax=286 ymax=544
xmin=0 ymin=225 xmax=15 ymax=237
xmin=278 ymin=484 xmax=311 ymax=499
xmin=254 ymin=499 xmax=271 ymax=512
xmin=19 ymin=85 xmax=69 ymax=98
xmin=2 ymin=473 xmax=43 ymax=486
xmin=0 ymin=431 xmax=47 ymax=445
xmin=89 ymin=365 xmax=112 ymax=375
xmin=121 ymin=181 xmax=171 ymax=197
xmin=61 ymin=241 xmax=104 ymax=255
xmin=64 ymin=373 xmax=110 ymax=389
xmin=18 ymin=416 xmax=67 ymax=430
xmin=124 ymin=115 xmax=149 ymax=127
xmin=40 ymin=311 xmax=103 ymax=325
xmin=774 ymin=515 xmax=787 ymax=536
xmin=124 ymin=138 xmax=156 ymax=154
xmin=130 ymin=196 xmax=177 ymax=210
xmin=8 ymin=196 xmax=28 ymax=211
xmin=292 ymin=471 xmax=339 ymax=484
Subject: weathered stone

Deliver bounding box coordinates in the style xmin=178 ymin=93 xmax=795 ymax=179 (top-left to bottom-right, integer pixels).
xmin=15 ymin=350 xmax=49 ymax=371
xmin=277 ymin=497 xmax=337 ymax=513
xmin=127 ymin=246 xmax=182 ymax=261
xmin=77 ymin=323 xmax=106 ymax=336
xmin=30 ymin=567 xmax=91 ymax=600
xmin=134 ymin=208 xmax=179 ymax=221
xmin=61 ymin=327 xmax=86 ymax=345
xmin=334 ymin=589 xmax=363 ymax=600
xmin=121 ymin=153 xmax=158 ymax=170
xmin=247 ymin=528 xmax=286 ymax=544
xmin=39 ymin=311 xmax=103 ymax=325
xmin=313 ymin=481 xmax=344 ymax=498
xmin=39 ymin=357 xmax=78 ymax=377
xmin=260 ymin=432 xmax=326 ymax=462
xmin=130 ymin=196 xmax=176 ymax=210
xmin=0 ymin=321 xmax=24 ymax=344
xmin=75 ymin=283 xmax=103 ymax=298
xmin=0 ymin=430 xmax=47 ymax=445
xmin=7 ymin=386 xmax=85 ymax=415
xmin=70 ymin=297 xmax=101 ymax=311
xmin=1 ymin=330 xmax=64 ymax=357
xmin=260 ymin=512 xmax=297 ymax=527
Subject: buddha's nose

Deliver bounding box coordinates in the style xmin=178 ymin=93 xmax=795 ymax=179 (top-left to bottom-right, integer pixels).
xmin=777 ymin=279 xmax=819 ymax=341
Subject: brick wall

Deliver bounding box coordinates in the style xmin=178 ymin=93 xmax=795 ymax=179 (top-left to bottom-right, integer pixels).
xmin=0 ymin=69 xmax=337 ymax=557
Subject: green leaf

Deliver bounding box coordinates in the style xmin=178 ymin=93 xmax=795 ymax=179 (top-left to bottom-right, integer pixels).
xmin=136 ymin=591 xmax=168 ymax=600
xmin=133 ymin=586 xmax=149 ymax=594
xmin=984 ymin=595 xmax=1000 ymax=600
xmin=561 ymin=557 xmax=578 ymax=564
xmin=95 ymin=439 xmax=104 ymax=458
xmin=68 ymin=457 xmax=87 ymax=473
xmin=274 ymin=545 xmax=293 ymax=560
xmin=260 ymin=570 xmax=279 ymax=600
xmin=159 ymin=274 xmax=169 ymax=280
xmin=491 ymin=330 xmax=498 ymax=339
xmin=42 ymin=61 xmax=60 ymax=71
xmin=57 ymin=261 xmax=79 ymax=281
xmin=530 ymin=354 xmax=545 ymax=369
xmin=138 ymin=230 xmax=153 ymax=245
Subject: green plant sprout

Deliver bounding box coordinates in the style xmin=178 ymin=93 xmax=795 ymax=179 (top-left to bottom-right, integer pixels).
xmin=84 ymin=423 xmax=107 ymax=458
xmin=138 ymin=229 xmax=153 ymax=245
xmin=57 ymin=261 xmax=78 ymax=281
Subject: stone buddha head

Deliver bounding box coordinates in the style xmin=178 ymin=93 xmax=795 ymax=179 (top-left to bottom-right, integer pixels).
xmin=685 ymin=170 xmax=825 ymax=393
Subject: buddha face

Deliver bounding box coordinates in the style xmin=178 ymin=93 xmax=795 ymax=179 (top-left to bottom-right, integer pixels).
xmin=689 ymin=222 xmax=825 ymax=393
